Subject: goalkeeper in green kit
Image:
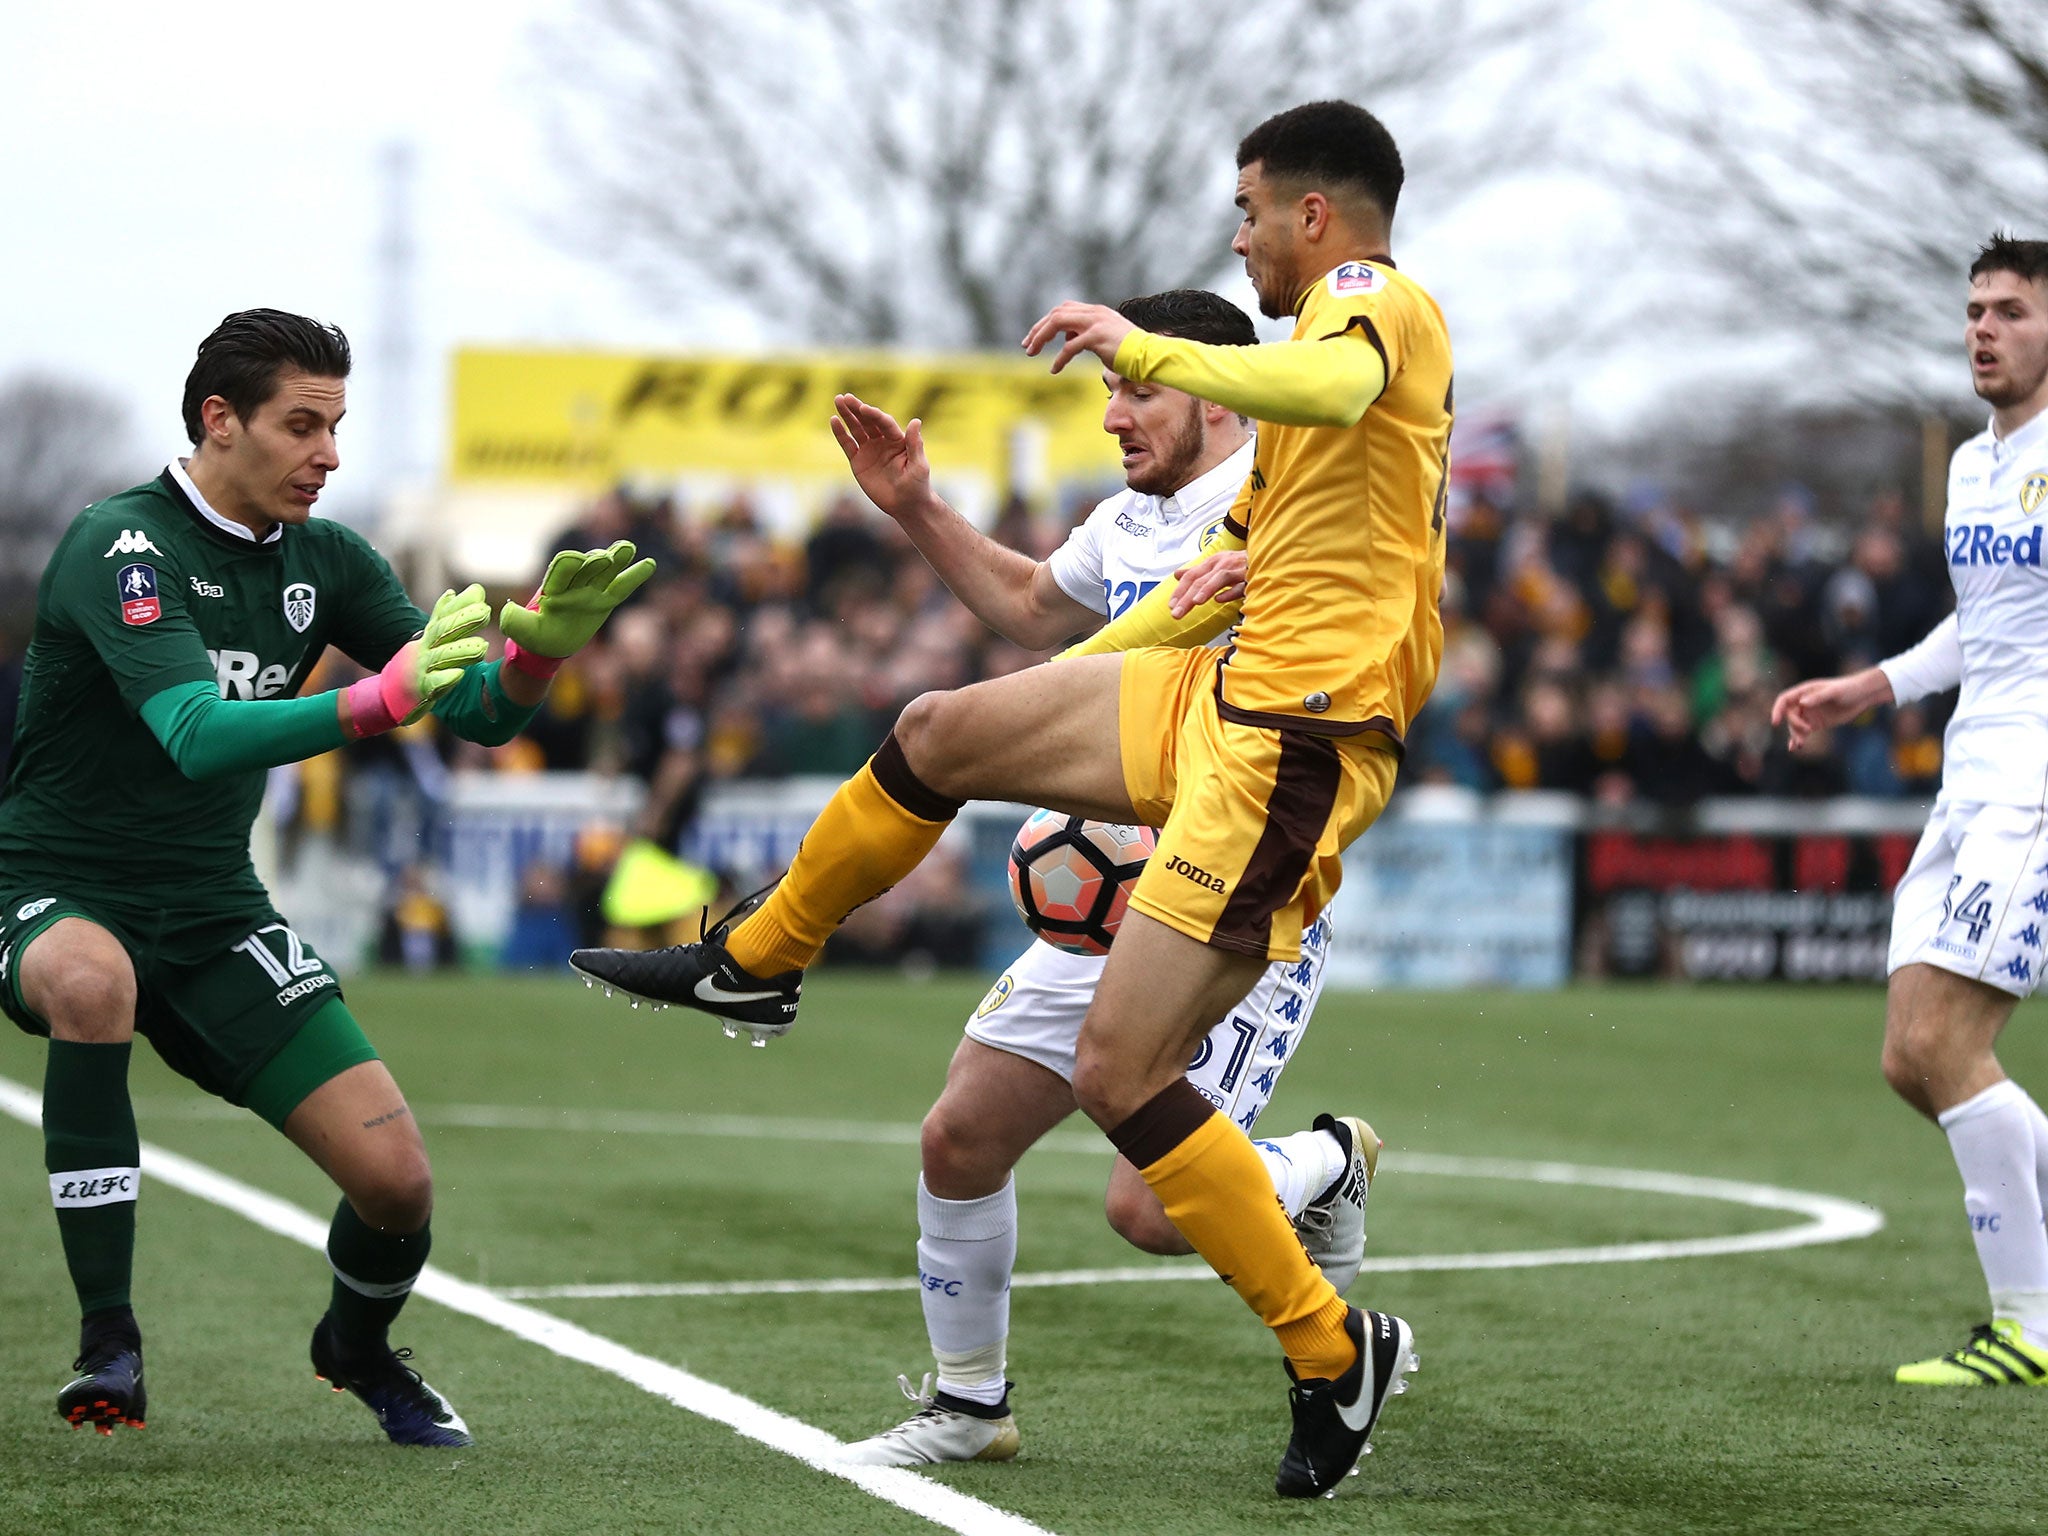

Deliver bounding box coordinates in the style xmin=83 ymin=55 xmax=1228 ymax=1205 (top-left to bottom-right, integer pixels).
xmin=0 ymin=310 xmax=651 ymax=1444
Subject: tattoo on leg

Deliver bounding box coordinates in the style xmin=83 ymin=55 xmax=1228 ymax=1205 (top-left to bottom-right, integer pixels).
xmin=360 ymin=1105 xmax=412 ymax=1130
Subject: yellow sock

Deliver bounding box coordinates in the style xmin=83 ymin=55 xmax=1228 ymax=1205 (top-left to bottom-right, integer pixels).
xmin=725 ymin=733 xmax=958 ymax=976
xmin=1128 ymin=1094 xmax=1356 ymax=1381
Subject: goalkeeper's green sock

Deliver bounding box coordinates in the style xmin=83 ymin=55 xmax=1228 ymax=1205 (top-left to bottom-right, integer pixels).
xmin=325 ymin=1199 xmax=431 ymax=1356
xmin=44 ymin=1040 xmax=140 ymax=1316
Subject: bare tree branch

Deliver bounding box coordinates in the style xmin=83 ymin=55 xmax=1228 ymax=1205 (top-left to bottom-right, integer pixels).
xmin=536 ymin=0 xmax=1576 ymax=348
xmin=0 ymin=374 xmax=139 ymax=614
xmin=1613 ymin=0 xmax=2048 ymax=404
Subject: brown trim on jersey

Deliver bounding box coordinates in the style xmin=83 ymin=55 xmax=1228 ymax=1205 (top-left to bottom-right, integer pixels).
xmin=1221 ymin=513 xmax=1248 ymax=539
xmin=1106 ymin=1078 xmax=1218 ymax=1169
xmin=1321 ymin=313 xmax=1391 ymax=382
xmin=1211 ymin=729 xmax=1344 ymax=954
xmin=869 ymin=730 xmax=964 ymax=821
xmin=1212 ymin=669 xmax=1406 ymax=754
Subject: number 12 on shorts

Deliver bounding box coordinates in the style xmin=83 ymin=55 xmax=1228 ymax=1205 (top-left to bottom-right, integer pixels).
xmin=232 ymin=923 xmax=323 ymax=986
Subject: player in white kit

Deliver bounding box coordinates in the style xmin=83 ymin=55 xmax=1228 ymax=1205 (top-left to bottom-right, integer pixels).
xmin=1774 ymin=235 xmax=2048 ymax=1386
xmin=825 ymin=291 xmax=1380 ymax=1464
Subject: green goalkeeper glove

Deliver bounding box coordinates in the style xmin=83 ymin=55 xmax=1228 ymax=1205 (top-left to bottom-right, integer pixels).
xmin=500 ymin=539 xmax=657 ymax=677
xmin=341 ymin=584 xmax=491 ymax=738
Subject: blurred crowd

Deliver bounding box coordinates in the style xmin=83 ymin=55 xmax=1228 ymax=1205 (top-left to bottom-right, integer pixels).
xmin=1417 ymin=484 xmax=1953 ymax=803
xmin=465 ymin=476 xmax=1957 ymax=819
xmin=0 ymin=468 xmax=1959 ymax=972
xmin=490 ymin=486 xmax=1053 ymax=842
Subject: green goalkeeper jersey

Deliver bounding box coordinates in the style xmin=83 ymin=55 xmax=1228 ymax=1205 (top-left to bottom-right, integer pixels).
xmin=0 ymin=466 xmax=496 ymax=909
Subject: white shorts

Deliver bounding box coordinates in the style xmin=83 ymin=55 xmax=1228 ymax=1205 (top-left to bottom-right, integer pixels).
xmin=964 ymin=912 xmax=1334 ymax=1134
xmin=1888 ymin=799 xmax=2048 ymax=999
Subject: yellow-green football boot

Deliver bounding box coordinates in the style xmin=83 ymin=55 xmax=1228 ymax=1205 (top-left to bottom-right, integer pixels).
xmin=1895 ymin=1320 xmax=2048 ymax=1386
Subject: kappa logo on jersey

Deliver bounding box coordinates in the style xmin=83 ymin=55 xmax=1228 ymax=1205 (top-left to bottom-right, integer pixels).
xmin=2023 ymin=473 xmax=2047 ymax=515
xmin=283 ymin=582 xmax=316 ymax=634
xmin=103 ymin=529 xmax=163 ymax=558
xmin=116 ymin=563 xmax=161 ymax=625
xmin=189 ymin=576 xmax=224 ymax=598
xmin=1329 ymin=261 xmax=1385 ymax=295
xmin=16 ymin=897 xmax=56 ymax=922
xmin=1947 ymin=524 xmax=2042 ymax=567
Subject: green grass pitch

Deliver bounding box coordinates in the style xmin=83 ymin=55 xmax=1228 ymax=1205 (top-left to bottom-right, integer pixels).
xmin=2 ymin=975 xmax=2044 ymax=1534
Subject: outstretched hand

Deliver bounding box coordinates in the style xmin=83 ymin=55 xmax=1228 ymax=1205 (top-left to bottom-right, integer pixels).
xmin=341 ymin=583 xmax=489 ymax=738
xmin=500 ymin=539 xmax=657 ymax=660
xmin=415 ymin=583 xmax=492 ymax=711
xmin=1770 ymin=668 xmax=1893 ymax=750
xmin=1021 ymin=301 xmax=1137 ymax=375
xmin=829 ymin=394 xmax=931 ymax=519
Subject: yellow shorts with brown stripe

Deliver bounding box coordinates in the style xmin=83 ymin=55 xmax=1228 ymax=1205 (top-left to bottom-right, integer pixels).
xmin=1118 ymin=647 xmax=1399 ymax=961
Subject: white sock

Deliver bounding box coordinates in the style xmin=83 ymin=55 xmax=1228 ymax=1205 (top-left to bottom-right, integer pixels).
xmin=916 ymin=1176 xmax=1016 ymax=1406
xmin=1252 ymin=1128 xmax=1343 ymax=1219
xmin=2023 ymin=1089 xmax=2048 ymax=1203
xmin=1939 ymin=1080 xmax=2048 ymax=1349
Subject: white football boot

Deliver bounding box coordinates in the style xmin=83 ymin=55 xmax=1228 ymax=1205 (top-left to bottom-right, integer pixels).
xmin=1294 ymin=1113 xmax=1380 ymax=1294
xmin=839 ymin=1373 xmax=1021 ymax=1466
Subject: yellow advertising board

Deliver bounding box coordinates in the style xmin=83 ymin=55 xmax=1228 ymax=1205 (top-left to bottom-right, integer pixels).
xmin=449 ymin=348 xmax=1124 ymax=487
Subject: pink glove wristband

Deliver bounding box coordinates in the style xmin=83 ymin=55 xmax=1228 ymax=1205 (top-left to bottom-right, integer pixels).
xmin=502 ymin=637 xmax=564 ymax=681
xmin=341 ymin=643 xmax=422 ymax=739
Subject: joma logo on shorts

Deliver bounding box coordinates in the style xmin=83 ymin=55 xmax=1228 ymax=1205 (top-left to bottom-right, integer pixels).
xmin=1165 ymin=855 xmax=1227 ymax=893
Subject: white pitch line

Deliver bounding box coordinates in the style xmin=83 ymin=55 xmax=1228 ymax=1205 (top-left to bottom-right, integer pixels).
xmin=122 ymin=1097 xmax=1885 ymax=1298
xmin=497 ymin=1153 xmax=1884 ymax=1300
xmin=0 ymin=1076 xmax=1053 ymax=1536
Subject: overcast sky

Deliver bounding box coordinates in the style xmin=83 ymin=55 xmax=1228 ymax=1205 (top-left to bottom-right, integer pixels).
xmin=2 ymin=0 xmax=754 ymax=518
xmin=4 ymin=0 xmax=1920 ymax=523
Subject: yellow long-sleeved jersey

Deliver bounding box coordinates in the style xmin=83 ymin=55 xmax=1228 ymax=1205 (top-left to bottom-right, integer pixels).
xmin=1110 ymin=258 xmax=1451 ymax=751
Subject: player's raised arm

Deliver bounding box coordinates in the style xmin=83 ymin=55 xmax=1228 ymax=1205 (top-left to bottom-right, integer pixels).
xmin=830 ymin=392 xmax=1100 ymax=651
xmin=1023 ymin=301 xmax=1386 ymax=428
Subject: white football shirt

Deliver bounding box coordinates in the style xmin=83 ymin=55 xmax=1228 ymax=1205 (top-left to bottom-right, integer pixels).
xmin=1045 ymin=438 xmax=1256 ymax=630
xmin=1882 ymin=408 xmax=2048 ymax=808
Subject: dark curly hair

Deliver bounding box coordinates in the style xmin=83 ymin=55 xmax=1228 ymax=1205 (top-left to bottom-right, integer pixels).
xmin=1237 ymin=100 xmax=1403 ymax=219
xmin=1115 ymin=290 xmax=1257 ymax=347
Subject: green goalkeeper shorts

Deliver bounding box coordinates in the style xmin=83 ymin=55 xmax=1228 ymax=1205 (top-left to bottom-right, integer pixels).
xmin=0 ymin=881 xmax=375 ymax=1125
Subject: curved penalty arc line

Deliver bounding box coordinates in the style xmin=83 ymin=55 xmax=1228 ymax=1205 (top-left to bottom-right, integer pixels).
xmin=496 ymin=1154 xmax=1885 ymax=1301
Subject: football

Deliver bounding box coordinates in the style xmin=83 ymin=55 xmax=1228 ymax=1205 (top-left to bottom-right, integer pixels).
xmin=1006 ymin=809 xmax=1156 ymax=956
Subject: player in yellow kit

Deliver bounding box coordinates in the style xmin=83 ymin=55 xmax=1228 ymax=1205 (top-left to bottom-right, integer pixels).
xmin=573 ymin=100 xmax=1451 ymax=1498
